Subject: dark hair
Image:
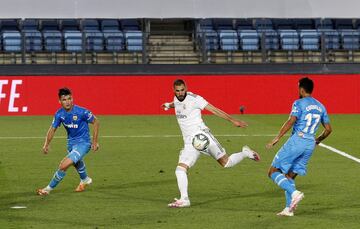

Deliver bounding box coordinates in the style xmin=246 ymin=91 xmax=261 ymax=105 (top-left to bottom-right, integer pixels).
xmin=173 ymin=79 xmax=186 ymax=87
xmin=58 ymin=87 xmax=72 ymax=98
xmin=299 ymin=77 xmax=314 ymax=94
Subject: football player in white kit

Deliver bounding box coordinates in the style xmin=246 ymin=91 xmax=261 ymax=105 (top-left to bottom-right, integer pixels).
xmin=162 ymin=79 xmax=260 ymax=208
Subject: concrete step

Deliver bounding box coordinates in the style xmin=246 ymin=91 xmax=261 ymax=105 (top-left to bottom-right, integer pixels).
xmin=147 ymin=46 xmax=195 ymax=51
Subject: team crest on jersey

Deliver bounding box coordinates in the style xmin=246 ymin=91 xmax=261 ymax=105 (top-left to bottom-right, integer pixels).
xmin=73 ymin=115 xmax=78 ymax=121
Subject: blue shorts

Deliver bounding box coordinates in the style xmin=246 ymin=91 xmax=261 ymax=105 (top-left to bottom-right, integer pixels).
xmin=271 ymin=134 xmax=315 ymax=176
xmin=66 ymin=142 xmax=91 ymax=164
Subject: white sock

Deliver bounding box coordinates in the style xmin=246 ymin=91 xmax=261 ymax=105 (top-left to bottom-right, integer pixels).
xmin=224 ymin=152 xmax=247 ymax=168
xmin=45 ymin=185 xmax=53 ymax=192
xmin=175 ymin=166 xmax=188 ymax=200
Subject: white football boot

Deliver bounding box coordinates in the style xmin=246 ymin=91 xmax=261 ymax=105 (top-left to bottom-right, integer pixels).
xmin=289 ymin=190 xmax=304 ymax=212
xmin=168 ymin=198 xmax=191 ymax=208
xmin=277 ymin=207 xmax=294 ymax=217
xmin=242 ymin=145 xmax=261 ymax=161
xmin=75 ymin=177 xmax=92 ymax=192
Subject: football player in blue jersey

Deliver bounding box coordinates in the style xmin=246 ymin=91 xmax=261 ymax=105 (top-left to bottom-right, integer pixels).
xmin=37 ymin=87 xmax=99 ymax=195
xmin=267 ymin=77 xmax=332 ymax=216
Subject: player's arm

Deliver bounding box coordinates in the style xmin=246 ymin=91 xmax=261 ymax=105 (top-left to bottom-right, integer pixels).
xmin=90 ymin=116 xmax=100 ymax=151
xmin=161 ymin=102 xmax=174 ymax=110
xmin=315 ymin=122 xmax=332 ymax=145
xmin=204 ymin=103 xmax=248 ymax=128
xmin=42 ymin=126 xmax=57 ymax=154
xmin=267 ymin=116 xmax=297 ymax=149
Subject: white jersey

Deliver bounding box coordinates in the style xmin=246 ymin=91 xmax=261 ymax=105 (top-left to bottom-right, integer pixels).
xmin=173 ymin=92 xmax=209 ymax=144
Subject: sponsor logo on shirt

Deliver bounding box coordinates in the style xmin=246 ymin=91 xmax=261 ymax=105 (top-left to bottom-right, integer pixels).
xmin=64 ymin=123 xmax=79 ymax=128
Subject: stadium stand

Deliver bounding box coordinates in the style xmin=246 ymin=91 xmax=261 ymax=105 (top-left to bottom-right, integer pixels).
xmin=0 ymin=18 xmax=360 ymax=64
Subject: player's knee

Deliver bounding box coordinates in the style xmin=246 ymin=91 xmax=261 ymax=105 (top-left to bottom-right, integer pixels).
xmin=175 ymin=165 xmax=187 ymax=174
xmin=268 ymin=167 xmax=278 ymax=178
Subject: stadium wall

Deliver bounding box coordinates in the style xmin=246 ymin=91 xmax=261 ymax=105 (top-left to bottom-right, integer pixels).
xmin=0 ymin=75 xmax=358 ymax=115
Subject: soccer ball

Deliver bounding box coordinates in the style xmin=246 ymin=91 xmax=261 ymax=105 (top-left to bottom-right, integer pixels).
xmin=192 ymin=133 xmax=210 ymax=151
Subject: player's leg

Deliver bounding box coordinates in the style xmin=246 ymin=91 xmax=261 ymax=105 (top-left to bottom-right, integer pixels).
xmin=70 ymin=143 xmax=92 ymax=192
xmin=37 ymin=157 xmax=74 ymax=195
xmin=168 ymin=145 xmax=200 ymax=208
xmin=287 ymin=143 xmax=315 ymax=212
xmin=202 ymin=131 xmax=259 ymax=167
xmin=277 ymin=172 xmax=297 ymax=216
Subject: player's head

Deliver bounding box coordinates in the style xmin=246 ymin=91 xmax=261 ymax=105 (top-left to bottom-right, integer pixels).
xmin=298 ymin=77 xmax=314 ymax=98
xmin=58 ymin=87 xmax=73 ymax=110
xmin=173 ymin=79 xmax=187 ymax=101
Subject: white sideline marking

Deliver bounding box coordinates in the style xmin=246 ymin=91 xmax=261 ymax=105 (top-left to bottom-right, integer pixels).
xmin=0 ymin=134 xmax=277 ymax=140
xmin=319 ymin=143 xmax=360 ymax=164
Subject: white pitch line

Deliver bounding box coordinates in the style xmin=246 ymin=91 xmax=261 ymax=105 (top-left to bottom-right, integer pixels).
xmin=319 ymin=143 xmax=360 ymax=164
xmin=0 ymin=134 xmax=277 ymax=140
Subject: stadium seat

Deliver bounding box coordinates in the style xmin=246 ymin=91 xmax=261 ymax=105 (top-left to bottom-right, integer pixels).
xmin=1 ymin=19 xmax=19 ymax=31
xmin=101 ymin=20 xmax=124 ymax=51
xmin=85 ymin=31 xmax=104 ymax=51
xmin=335 ymin=19 xmax=354 ymax=30
xmin=218 ymin=30 xmax=238 ymax=51
xmin=299 ymin=30 xmax=320 ymax=50
xmin=2 ymin=31 xmax=22 ymax=52
xmin=41 ymin=20 xmax=59 ymax=31
xmin=124 ymin=31 xmax=143 ymax=51
xmin=317 ymin=29 xmax=340 ymax=50
xmin=22 ymin=19 xmax=38 ymax=31
xmin=340 ymin=30 xmax=360 ymax=50
xmin=43 ymin=31 xmax=62 ymax=51
xmin=257 ymin=29 xmax=279 ymax=50
xmin=214 ymin=19 xmax=233 ymax=30
xmin=121 ymin=19 xmax=141 ymax=31
xmin=255 ymin=19 xmax=273 ymax=30
xmin=101 ymin=19 xmax=120 ymax=31
xmin=315 ymin=19 xmax=334 ymax=30
xmin=279 ymin=29 xmax=299 ymax=50
xmin=238 ymin=30 xmax=259 ymax=50
xmin=236 ymin=19 xmax=253 ymax=30
xmin=294 ymin=19 xmax=314 ymax=30
xmin=24 ymin=30 xmax=42 ymax=51
xmin=273 ymin=19 xmax=294 ymax=30
xmin=61 ymin=19 xmax=80 ymax=31
xmin=82 ymin=19 xmax=100 ymax=31
xmin=64 ymin=31 xmax=82 ymax=52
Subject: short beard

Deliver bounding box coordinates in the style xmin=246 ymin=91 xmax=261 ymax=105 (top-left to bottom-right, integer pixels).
xmin=176 ymin=92 xmax=187 ymax=102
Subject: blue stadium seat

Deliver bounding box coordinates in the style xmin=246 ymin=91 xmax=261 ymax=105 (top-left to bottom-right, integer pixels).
xmin=82 ymin=19 xmax=100 ymax=31
xmin=293 ymin=19 xmax=314 ymax=30
xmin=41 ymin=20 xmax=59 ymax=31
xmin=273 ymin=19 xmax=294 ymax=30
xmin=43 ymin=31 xmax=62 ymax=51
xmin=85 ymin=31 xmax=104 ymax=51
xmin=218 ymin=30 xmax=238 ymax=51
xmin=315 ymin=19 xmax=333 ymax=30
xmin=124 ymin=31 xmax=143 ymax=51
xmin=255 ymin=19 xmax=273 ymax=30
xmin=214 ymin=19 xmax=233 ymax=30
xmin=335 ymin=19 xmax=354 ymax=30
xmin=2 ymin=31 xmax=22 ymax=52
xmin=61 ymin=19 xmax=79 ymax=31
xmin=340 ymin=30 xmax=360 ymax=50
xmin=199 ymin=19 xmax=214 ymax=31
xmin=101 ymin=19 xmax=120 ymax=31
xmin=238 ymin=30 xmax=259 ymax=50
xmin=317 ymin=29 xmax=340 ymax=50
xmin=257 ymin=29 xmax=279 ymax=50
xmin=198 ymin=19 xmax=219 ymax=50
xmin=121 ymin=19 xmax=140 ymax=31
xmin=300 ymin=30 xmax=320 ymax=50
xmin=103 ymin=30 xmax=124 ymax=51
xmin=236 ymin=19 xmax=253 ymax=30
xmin=24 ymin=30 xmax=42 ymax=51
xmin=279 ymin=29 xmax=299 ymax=50
xmin=1 ymin=20 xmax=19 ymax=31
xmin=22 ymin=19 xmax=38 ymax=31
xmin=64 ymin=31 xmax=82 ymax=52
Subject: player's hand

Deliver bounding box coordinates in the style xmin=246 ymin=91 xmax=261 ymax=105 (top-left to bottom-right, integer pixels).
xmin=161 ymin=102 xmax=171 ymax=111
xmin=266 ymin=137 xmax=279 ymax=149
xmin=232 ymin=120 xmax=248 ymax=128
xmin=92 ymin=142 xmax=99 ymax=151
xmin=42 ymin=145 xmax=49 ymax=154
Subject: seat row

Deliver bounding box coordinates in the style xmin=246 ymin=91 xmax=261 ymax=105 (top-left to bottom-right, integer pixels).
xmin=199 ymin=29 xmax=360 ymax=51
xmin=0 ymin=19 xmax=143 ymax=52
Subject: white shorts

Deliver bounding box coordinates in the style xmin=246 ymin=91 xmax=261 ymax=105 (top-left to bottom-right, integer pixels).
xmin=178 ymin=130 xmax=226 ymax=168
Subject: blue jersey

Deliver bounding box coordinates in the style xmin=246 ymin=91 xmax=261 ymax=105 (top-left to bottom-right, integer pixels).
xmin=290 ymin=97 xmax=330 ymax=139
xmin=52 ymin=105 xmax=95 ymax=145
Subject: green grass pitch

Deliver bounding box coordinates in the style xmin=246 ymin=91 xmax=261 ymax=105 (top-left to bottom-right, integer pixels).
xmin=0 ymin=114 xmax=360 ymax=228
